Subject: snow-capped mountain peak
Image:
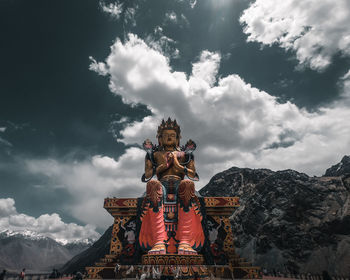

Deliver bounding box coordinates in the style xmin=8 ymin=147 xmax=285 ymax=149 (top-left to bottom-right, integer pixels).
xmin=0 ymin=229 xmax=93 ymax=272
xmin=55 ymin=238 xmax=95 ymax=246
xmin=0 ymin=229 xmax=48 ymax=240
xmin=0 ymin=229 xmax=95 ymax=246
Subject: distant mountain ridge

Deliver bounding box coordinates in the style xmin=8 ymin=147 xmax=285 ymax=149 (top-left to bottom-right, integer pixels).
xmin=0 ymin=230 xmax=92 ymax=273
xmin=63 ymin=156 xmax=350 ymax=275
xmin=0 ymin=229 xmax=49 ymax=241
xmin=0 ymin=229 xmax=94 ymax=246
xmin=60 ymin=226 xmax=112 ymax=274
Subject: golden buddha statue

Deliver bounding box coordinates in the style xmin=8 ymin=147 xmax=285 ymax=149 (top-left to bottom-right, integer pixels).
xmin=139 ymin=118 xmax=204 ymax=255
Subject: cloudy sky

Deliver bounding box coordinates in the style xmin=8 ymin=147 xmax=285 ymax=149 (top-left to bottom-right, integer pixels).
xmin=1 ymin=0 xmax=350 ymax=241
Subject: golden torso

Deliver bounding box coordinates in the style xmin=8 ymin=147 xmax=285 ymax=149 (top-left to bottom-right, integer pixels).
xmin=154 ymin=150 xmax=186 ymax=179
xmin=144 ymin=129 xmax=196 ymax=180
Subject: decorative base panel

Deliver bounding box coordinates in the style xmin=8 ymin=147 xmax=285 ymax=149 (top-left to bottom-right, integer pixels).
xmin=142 ymin=254 xmax=204 ymax=265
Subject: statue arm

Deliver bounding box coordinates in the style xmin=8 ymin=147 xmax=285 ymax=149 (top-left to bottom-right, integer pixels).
xmin=145 ymin=156 xmax=168 ymax=178
xmin=153 ymin=152 xmax=171 ymax=177
xmin=156 ymin=162 xmax=168 ymax=176
xmin=173 ymin=152 xmax=196 ymax=178
xmin=184 ymin=159 xmax=196 ymax=178
xmin=144 ymin=158 xmax=154 ymax=179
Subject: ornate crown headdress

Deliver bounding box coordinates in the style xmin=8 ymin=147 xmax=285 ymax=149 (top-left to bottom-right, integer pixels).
xmin=157 ymin=117 xmax=181 ymax=139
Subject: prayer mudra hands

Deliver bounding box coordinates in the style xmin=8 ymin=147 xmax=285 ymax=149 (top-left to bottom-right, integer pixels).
xmin=161 ymin=152 xmax=185 ymax=172
xmin=173 ymin=152 xmax=184 ymax=171
xmin=166 ymin=152 xmax=184 ymax=171
xmin=165 ymin=152 xmax=174 ymax=168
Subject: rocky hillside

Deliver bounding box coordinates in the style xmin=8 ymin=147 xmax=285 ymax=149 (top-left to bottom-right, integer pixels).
xmin=60 ymin=225 xmax=112 ymax=274
xmin=324 ymin=155 xmax=350 ymax=177
xmin=0 ymin=231 xmax=91 ymax=273
xmin=200 ymin=157 xmax=350 ymax=276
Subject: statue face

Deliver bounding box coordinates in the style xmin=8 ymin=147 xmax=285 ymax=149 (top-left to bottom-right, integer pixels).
xmin=161 ymin=129 xmax=177 ymax=147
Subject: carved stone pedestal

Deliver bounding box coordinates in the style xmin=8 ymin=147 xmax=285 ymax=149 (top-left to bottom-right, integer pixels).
xmin=86 ymin=197 xmax=260 ymax=279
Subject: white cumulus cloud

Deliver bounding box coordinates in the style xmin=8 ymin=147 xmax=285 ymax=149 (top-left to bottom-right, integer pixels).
xmin=189 ymin=0 xmax=197 ymax=9
xmin=164 ymin=11 xmax=189 ymax=28
xmin=25 ymin=147 xmax=145 ymax=228
xmin=165 ymin=12 xmax=178 ymax=24
xmin=89 ymin=56 xmax=108 ymax=76
xmin=0 ymin=198 xmax=100 ymax=243
xmin=88 ymin=34 xmax=350 ymax=191
xmin=99 ymin=1 xmax=123 ymax=20
xmin=99 ymin=0 xmax=137 ymax=26
xmin=0 ymin=198 xmax=17 ymax=217
xmin=143 ymin=26 xmax=180 ymax=59
xmin=240 ymin=0 xmax=350 ymax=71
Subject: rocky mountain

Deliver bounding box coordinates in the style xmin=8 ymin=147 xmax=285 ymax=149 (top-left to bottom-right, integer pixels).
xmin=63 ymin=241 xmax=94 ymax=258
xmin=60 ymin=225 xmax=112 ymax=274
xmin=324 ymin=155 xmax=350 ymax=177
xmin=0 ymin=230 xmax=91 ymax=273
xmin=200 ymin=157 xmax=350 ymax=276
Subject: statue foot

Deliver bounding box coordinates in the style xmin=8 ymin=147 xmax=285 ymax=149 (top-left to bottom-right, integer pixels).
xmin=148 ymin=242 xmax=166 ymax=255
xmin=178 ymin=243 xmax=197 ymax=255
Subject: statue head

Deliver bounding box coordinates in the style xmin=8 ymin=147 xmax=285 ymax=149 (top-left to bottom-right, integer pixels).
xmin=157 ymin=117 xmax=181 ymax=149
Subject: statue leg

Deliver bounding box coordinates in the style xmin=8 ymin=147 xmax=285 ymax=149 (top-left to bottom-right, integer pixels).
xmin=177 ymin=179 xmax=204 ymax=255
xmin=139 ymin=179 xmax=167 ymax=254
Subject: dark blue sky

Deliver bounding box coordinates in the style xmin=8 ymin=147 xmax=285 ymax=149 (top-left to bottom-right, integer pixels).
xmin=1 ymin=0 xmax=348 ymax=159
